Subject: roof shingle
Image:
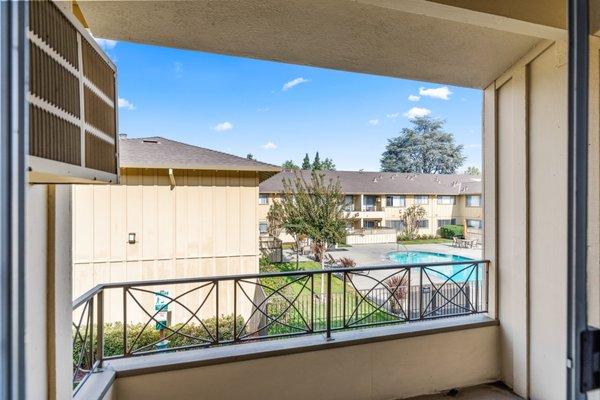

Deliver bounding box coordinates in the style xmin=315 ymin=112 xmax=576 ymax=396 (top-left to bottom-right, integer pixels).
xmin=259 ymin=170 xmax=482 ymax=195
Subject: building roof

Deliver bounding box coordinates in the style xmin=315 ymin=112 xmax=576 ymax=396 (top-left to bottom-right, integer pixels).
xmin=119 ymin=136 xmax=281 ymax=181
xmin=259 ymin=170 xmax=482 ymax=195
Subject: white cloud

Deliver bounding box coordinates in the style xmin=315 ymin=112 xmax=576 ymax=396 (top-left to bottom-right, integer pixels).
xmin=117 ymin=97 xmax=135 ymax=110
xmin=212 ymin=122 xmax=234 ymax=132
xmin=257 ymin=107 xmax=270 ymax=112
xmin=419 ymin=86 xmax=452 ymax=100
xmin=94 ymin=38 xmax=118 ymax=50
xmin=466 ymin=144 xmax=481 ymax=148
xmin=408 ymin=94 xmax=420 ymax=102
xmin=262 ymin=141 xmax=277 ymax=150
xmin=403 ymin=107 xmax=431 ymax=119
xmin=368 ymin=119 xmax=380 ymax=126
xmin=282 ymin=77 xmax=309 ymax=91
xmin=173 ymin=62 xmax=183 ymax=78
xmin=386 ymin=113 xmax=399 ymax=119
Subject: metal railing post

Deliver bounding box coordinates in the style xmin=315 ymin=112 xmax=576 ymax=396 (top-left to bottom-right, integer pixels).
xmin=407 ymin=267 xmax=411 ymax=321
xmin=475 ymin=263 xmax=479 ymax=312
xmin=233 ymin=278 xmax=238 ymax=341
xmin=326 ymin=271 xmax=332 ymax=340
xmin=342 ymin=272 xmax=347 ymax=328
xmin=96 ymin=290 xmax=104 ymax=366
xmin=215 ymin=281 xmax=219 ymax=344
xmin=122 ymin=287 xmax=127 ymax=356
xmin=310 ymin=275 xmax=314 ymax=332
xmin=419 ymin=267 xmax=424 ymax=319
xmin=88 ymin=297 xmax=94 ymax=369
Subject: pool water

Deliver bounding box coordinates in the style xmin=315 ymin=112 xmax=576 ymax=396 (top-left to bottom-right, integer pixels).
xmin=388 ymin=251 xmax=480 ymax=281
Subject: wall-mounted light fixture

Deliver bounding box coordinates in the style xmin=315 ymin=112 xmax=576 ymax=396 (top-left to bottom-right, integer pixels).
xmin=128 ymin=233 xmax=136 ymax=244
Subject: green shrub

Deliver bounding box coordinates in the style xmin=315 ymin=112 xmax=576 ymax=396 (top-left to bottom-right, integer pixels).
xmin=440 ymin=224 xmax=463 ymax=239
xmin=73 ymin=314 xmax=243 ymax=362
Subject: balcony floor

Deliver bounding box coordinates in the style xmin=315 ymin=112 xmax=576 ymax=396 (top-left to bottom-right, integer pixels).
xmin=408 ymin=383 xmax=522 ymax=399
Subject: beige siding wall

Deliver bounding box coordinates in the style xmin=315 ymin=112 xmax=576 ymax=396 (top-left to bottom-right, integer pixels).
xmin=72 ymin=168 xmax=261 ymax=322
xmin=484 ymin=40 xmax=590 ymax=400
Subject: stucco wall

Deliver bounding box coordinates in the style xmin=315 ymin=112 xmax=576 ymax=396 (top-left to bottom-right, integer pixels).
xmin=113 ymin=325 xmax=499 ymax=400
xmin=72 ymin=168 xmax=261 ymax=322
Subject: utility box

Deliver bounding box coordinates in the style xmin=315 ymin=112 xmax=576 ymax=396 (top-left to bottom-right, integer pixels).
xmin=28 ymin=0 xmax=118 ymax=183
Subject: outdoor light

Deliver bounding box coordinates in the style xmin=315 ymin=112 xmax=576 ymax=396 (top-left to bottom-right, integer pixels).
xmin=128 ymin=233 xmax=136 ymax=244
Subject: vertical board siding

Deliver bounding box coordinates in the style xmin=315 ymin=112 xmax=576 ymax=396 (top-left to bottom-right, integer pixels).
xmin=72 ymin=169 xmax=261 ymax=322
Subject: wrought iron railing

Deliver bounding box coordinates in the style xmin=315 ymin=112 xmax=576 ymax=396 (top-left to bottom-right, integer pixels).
xmin=72 ymin=260 xmax=489 ymax=393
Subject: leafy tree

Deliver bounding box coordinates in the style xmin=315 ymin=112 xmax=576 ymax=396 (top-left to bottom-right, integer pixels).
xmin=399 ymin=205 xmax=427 ymax=240
xmin=465 ymin=166 xmax=480 ymax=175
xmin=267 ymin=171 xmax=348 ymax=268
xmin=246 ymin=153 xmax=255 ymax=160
xmin=281 ymin=160 xmax=299 ymax=170
xmin=302 ymin=153 xmax=311 ymax=170
xmin=321 ymin=157 xmax=336 ymax=171
xmin=380 ymin=116 xmax=466 ymax=173
xmin=312 ymin=152 xmax=322 ymax=170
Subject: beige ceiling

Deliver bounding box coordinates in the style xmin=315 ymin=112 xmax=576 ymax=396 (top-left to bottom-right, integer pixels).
xmin=74 ymin=0 xmax=562 ymax=88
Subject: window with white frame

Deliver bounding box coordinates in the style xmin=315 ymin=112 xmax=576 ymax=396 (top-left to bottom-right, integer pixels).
xmin=414 ymin=195 xmax=428 ymax=205
xmin=259 ymin=194 xmax=269 ymax=205
xmin=417 ymin=219 xmax=429 ymax=228
xmin=363 ymin=220 xmax=377 ymax=228
xmin=437 ymin=195 xmax=456 ymax=205
xmin=466 ymin=195 xmax=481 ymax=207
xmin=466 ymin=219 xmax=483 ymax=229
xmin=259 ymin=221 xmax=268 ymax=234
xmin=386 ymin=195 xmax=405 ymax=207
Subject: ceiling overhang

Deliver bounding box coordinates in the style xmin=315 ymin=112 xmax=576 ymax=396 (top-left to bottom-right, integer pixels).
xmin=72 ymin=0 xmax=567 ymax=88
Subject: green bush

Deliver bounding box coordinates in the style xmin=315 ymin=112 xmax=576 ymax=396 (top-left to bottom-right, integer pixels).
xmin=440 ymin=224 xmax=463 ymax=239
xmin=73 ymin=314 xmax=243 ymax=362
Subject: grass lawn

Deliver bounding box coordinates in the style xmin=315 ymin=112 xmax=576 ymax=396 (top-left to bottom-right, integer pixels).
xmin=397 ymin=238 xmax=452 ymax=245
xmin=259 ymin=261 xmax=398 ymax=334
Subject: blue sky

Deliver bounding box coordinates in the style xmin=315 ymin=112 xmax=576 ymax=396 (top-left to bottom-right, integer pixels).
xmin=98 ymin=39 xmax=482 ymax=172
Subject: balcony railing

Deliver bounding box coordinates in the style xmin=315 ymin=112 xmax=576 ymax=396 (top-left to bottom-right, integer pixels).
xmin=72 ymin=260 xmax=489 ymax=393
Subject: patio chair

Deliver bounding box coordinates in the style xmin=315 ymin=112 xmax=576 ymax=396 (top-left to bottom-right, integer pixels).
xmin=325 ymin=253 xmax=337 ymax=266
xmin=452 ymin=237 xmax=459 ymax=247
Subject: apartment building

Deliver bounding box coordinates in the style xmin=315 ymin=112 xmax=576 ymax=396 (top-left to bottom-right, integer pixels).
xmin=258 ymin=170 xmax=482 ymax=241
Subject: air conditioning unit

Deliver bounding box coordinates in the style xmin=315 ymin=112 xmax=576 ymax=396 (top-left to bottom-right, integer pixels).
xmin=28 ymin=0 xmax=118 ymax=183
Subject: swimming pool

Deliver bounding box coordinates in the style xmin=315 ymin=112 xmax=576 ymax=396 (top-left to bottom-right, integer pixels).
xmin=388 ymin=251 xmax=480 ymax=281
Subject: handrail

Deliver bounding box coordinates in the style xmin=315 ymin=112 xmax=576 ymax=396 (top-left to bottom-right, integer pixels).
xmin=72 ymin=259 xmax=490 ymax=393
xmin=72 ymin=260 xmax=490 ymax=309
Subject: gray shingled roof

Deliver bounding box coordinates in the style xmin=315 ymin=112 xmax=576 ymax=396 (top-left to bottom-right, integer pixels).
xmin=119 ymin=136 xmax=281 ymax=181
xmin=259 ymin=170 xmax=482 ymax=195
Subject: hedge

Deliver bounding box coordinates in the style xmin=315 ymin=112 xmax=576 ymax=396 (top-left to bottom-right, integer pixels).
xmin=73 ymin=314 xmax=244 ymax=362
xmin=439 ymin=224 xmax=463 ymax=239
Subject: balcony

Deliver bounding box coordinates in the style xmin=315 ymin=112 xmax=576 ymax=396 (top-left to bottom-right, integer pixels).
xmin=72 ymin=260 xmax=495 ymax=399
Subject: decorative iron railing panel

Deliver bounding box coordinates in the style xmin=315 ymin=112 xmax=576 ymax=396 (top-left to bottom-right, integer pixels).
xmin=72 ymin=260 xmax=489 ymax=393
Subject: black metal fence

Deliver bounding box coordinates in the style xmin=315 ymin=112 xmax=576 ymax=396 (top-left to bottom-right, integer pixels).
xmin=72 ymin=260 xmax=489 ymax=393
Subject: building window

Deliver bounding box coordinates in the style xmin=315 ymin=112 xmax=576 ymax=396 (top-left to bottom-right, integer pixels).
xmin=466 ymin=219 xmax=483 ymax=229
xmin=466 ymin=195 xmax=481 ymax=207
xmin=363 ymin=195 xmax=377 ymax=211
xmin=385 ymin=220 xmax=405 ymax=231
xmin=259 ymin=194 xmax=269 ymax=205
xmin=437 ymin=195 xmax=456 ymax=205
xmin=414 ymin=195 xmax=428 ymax=205
xmin=343 ymin=195 xmax=354 ymax=211
xmin=259 ymin=221 xmax=268 ymax=234
xmin=386 ymin=195 xmax=405 ymax=207
xmin=363 ymin=220 xmax=377 ymax=229
xmin=417 ymin=219 xmax=429 ymax=229
xmin=437 ymin=219 xmax=457 ymax=227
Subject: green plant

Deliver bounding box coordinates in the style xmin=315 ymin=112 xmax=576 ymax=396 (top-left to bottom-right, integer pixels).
xmin=399 ymin=205 xmax=427 ymax=240
xmin=440 ymin=224 xmax=464 ymax=239
xmin=73 ymin=315 xmax=243 ymax=363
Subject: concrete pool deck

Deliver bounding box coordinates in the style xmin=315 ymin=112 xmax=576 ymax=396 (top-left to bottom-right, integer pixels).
xmin=282 ymin=242 xmax=484 ymax=267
